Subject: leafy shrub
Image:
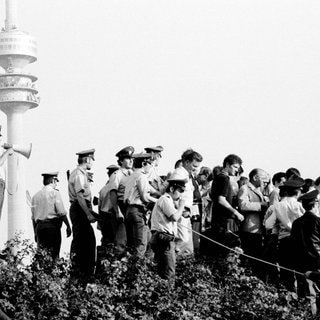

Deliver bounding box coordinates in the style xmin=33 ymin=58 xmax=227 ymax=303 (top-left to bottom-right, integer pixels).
xmin=0 ymin=236 xmax=315 ymax=319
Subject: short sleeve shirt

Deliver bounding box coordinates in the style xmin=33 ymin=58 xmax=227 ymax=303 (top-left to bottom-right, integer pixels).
xmin=151 ymin=193 xmax=177 ymax=236
xmin=211 ymin=173 xmax=234 ymax=221
xmin=68 ymin=166 xmax=91 ymax=202
xmin=107 ymin=168 xmax=131 ymax=201
xmin=31 ymin=185 xmax=66 ymax=221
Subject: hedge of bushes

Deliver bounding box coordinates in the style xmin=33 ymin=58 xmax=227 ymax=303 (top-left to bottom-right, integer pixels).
xmin=0 ymin=237 xmax=317 ymax=319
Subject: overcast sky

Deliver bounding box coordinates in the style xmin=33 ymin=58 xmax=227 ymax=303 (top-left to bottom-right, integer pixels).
xmin=0 ymin=0 xmax=320 ymax=251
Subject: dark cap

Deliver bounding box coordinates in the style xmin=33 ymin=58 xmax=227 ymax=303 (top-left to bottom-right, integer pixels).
xmin=115 ymin=146 xmax=135 ymax=158
xmin=167 ymin=178 xmax=187 ymax=190
xmin=76 ymin=148 xmax=95 ymax=160
xmin=283 ymin=176 xmax=305 ymax=188
xmin=144 ymin=146 xmax=163 ymax=153
xmin=299 ymin=189 xmax=319 ymax=202
xmin=41 ymin=171 xmax=59 ymax=182
xmin=106 ymin=164 xmax=119 ymax=171
xmin=132 ymin=152 xmax=152 ymax=160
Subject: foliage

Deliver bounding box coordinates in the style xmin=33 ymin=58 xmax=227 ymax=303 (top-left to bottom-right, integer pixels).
xmin=0 ymin=237 xmax=316 ymax=319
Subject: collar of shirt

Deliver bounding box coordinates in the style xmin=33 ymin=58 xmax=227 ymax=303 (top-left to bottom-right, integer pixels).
xmin=247 ymin=182 xmax=264 ymax=198
xmin=77 ymin=165 xmax=87 ymax=175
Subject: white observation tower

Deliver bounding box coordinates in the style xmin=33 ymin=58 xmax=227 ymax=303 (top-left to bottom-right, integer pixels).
xmin=0 ymin=0 xmax=39 ymax=239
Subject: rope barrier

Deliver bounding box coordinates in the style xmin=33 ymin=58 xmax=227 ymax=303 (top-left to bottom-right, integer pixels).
xmin=178 ymin=223 xmax=305 ymax=277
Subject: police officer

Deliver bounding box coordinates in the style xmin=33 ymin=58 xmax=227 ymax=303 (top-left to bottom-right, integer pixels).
xmin=31 ymin=172 xmax=71 ymax=259
xmin=98 ymin=146 xmax=134 ymax=257
xmin=68 ymin=149 xmax=97 ymax=283
xmin=144 ymin=146 xmax=167 ymax=194
xmin=124 ymin=152 xmax=158 ymax=256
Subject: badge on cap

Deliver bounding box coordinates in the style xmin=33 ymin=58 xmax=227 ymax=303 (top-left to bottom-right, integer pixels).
xmin=115 ymin=146 xmax=135 ymax=158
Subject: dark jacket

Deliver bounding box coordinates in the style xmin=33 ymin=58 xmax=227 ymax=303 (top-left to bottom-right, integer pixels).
xmin=290 ymin=211 xmax=320 ymax=272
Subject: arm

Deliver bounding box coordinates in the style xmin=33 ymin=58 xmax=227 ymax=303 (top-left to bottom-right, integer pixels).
xmin=62 ymin=215 xmax=72 ymax=237
xmin=137 ymin=176 xmax=158 ymax=203
xmin=238 ymin=186 xmax=262 ymax=212
xmin=76 ymin=192 xmax=96 ymax=223
xmin=264 ymin=207 xmax=277 ymax=230
xmin=169 ymin=199 xmax=186 ymax=222
xmin=218 ymin=195 xmax=244 ymax=222
xmin=110 ymin=190 xmax=124 ymax=221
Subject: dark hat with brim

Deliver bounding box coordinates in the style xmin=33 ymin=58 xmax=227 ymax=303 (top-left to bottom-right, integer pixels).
xmin=144 ymin=146 xmax=163 ymax=153
xmin=107 ymin=164 xmax=120 ymax=171
xmin=42 ymin=171 xmax=59 ymax=182
xmin=167 ymin=178 xmax=187 ymax=190
xmin=115 ymin=146 xmax=135 ymax=158
xmin=132 ymin=152 xmax=152 ymax=160
xmin=283 ymin=176 xmax=305 ymax=188
xmin=299 ymin=189 xmax=319 ymax=202
xmin=76 ymin=148 xmax=95 ymax=160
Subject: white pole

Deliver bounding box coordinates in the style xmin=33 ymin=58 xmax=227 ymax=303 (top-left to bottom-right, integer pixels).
xmin=5 ymin=0 xmax=18 ymax=31
xmin=6 ymin=110 xmax=31 ymax=240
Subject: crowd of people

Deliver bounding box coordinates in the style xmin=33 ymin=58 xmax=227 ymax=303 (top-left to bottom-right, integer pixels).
xmin=30 ymin=146 xmax=320 ymax=314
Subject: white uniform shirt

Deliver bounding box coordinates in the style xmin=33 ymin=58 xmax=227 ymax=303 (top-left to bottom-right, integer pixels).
xmin=68 ymin=166 xmax=91 ymax=202
xmin=264 ymin=197 xmax=305 ymax=239
xmin=151 ymin=193 xmax=177 ymax=236
xmin=124 ymin=168 xmax=153 ymax=206
xmin=31 ymin=185 xmax=66 ymax=222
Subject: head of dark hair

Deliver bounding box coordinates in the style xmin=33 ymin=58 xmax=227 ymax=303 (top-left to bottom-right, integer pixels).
xmin=134 ymin=158 xmax=151 ymax=169
xmin=285 ymin=167 xmax=301 ymax=180
xmin=43 ymin=176 xmax=55 ymax=186
xmin=181 ymin=149 xmax=203 ymax=164
xmin=286 ymin=187 xmax=301 ymax=197
xmin=301 ymin=199 xmax=317 ymax=211
xmin=78 ymin=156 xmax=89 ymax=165
xmin=315 ymin=176 xmax=320 ymax=187
xmin=272 ymin=172 xmax=286 ymax=185
xmin=212 ymin=166 xmax=223 ymax=179
xmin=174 ymin=159 xmax=182 ymax=169
xmin=301 ymin=178 xmax=315 ymax=194
xmin=223 ymin=154 xmax=242 ymax=168
xmin=166 ymin=181 xmax=185 ymax=193
xmin=249 ymin=169 xmax=259 ymax=182
xmin=199 ymin=166 xmax=212 ymax=177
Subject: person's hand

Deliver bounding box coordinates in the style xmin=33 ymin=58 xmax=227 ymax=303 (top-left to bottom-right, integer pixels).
xmin=66 ymin=226 xmax=72 ymax=238
xmin=235 ymin=211 xmax=244 ymax=222
xmin=179 ymin=199 xmax=186 ymax=208
xmin=116 ymin=211 xmax=124 ymax=223
xmin=88 ymin=213 xmax=97 ymax=223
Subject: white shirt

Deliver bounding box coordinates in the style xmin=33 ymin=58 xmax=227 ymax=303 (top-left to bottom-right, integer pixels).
xmin=151 ymin=193 xmax=178 ymax=236
xmin=32 ymin=185 xmax=66 ymax=221
xmin=264 ymin=197 xmax=305 ymax=239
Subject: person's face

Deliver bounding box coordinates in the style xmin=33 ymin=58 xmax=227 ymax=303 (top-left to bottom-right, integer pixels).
xmin=197 ymin=172 xmax=207 ymax=184
xmin=278 ymin=177 xmax=286 ymax=187
xmin=152 ymin=152 xmax=161 ymax=167
xmin=121 ymin=157 xmax=133 ymax=169
xmin=86 ymin=157 xmax=94 ymax=170
xmin=171 ymin=187 xmax=184 ymax=201
xmin=184 ymin=160 xmax=201 ymax=175
xmin=226 ymin=163 xmax=241 ymax=176
xmin=253 ymin=172 xmax=269 ymax=189
xmin=143 ymin=161 xmax=153 ymax=174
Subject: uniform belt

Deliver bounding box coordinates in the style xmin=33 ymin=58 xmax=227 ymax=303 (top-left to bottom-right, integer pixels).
xmin=36 ymin=218 xmax=61 ymax=224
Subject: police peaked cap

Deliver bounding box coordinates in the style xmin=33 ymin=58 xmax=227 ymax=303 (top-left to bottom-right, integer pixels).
xmin=76 ymin=148 xmax=95 ymax=160
xmin=115 ymin=146 xmax=135 ymax=158
xmin=299 ymin=189 xmax=319 ymax=202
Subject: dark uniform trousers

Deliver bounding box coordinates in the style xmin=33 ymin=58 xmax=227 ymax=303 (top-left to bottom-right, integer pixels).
xmin=36 ymin=218 xmax=63 ymax=259
xmin=100 ymin=201 xmax=127 ymax=257
xmin=125 ymin=204 xmax=148 ymax=257
xmin=70 ymin=201 xmax=96 ymax=281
